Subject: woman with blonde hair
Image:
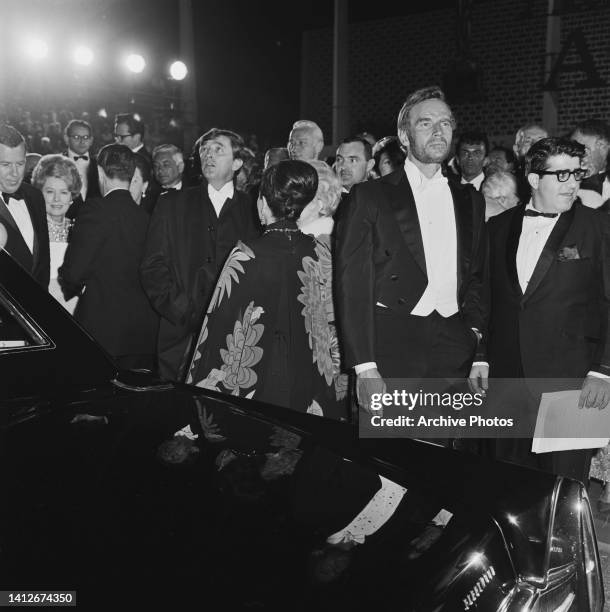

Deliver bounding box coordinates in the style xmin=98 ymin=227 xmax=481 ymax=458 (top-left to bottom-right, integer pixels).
xmin=32 ymin=154 xmax=81 ymax=313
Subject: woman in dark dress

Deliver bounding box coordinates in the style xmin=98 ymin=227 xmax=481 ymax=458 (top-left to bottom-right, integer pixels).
xmin=186 ymin=160 xmax=345 ymax=418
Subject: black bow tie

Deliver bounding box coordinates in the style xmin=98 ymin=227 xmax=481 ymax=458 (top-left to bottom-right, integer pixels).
xmin=1 ymin=189 xmax=23 ymax=203
xmin=524 ymin=209 xmax=558 ymax=219
xmin=73 ymin=155 xmax=88 ymax=161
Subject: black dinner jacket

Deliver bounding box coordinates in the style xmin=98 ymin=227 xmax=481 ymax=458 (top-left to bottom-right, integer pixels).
xmin=0 ymin=182 xmax=50 ymax=287
xmin=59 ymin=189 xmax=159 ymax=359
xmin=140 ymin=184 xmax=259 ymax=380
xmin=485 ymin=201 xmax=610 ymax=378
xmin=336 ymin=167 xmax=487 ymax=369
xmin=62 ymin=151 xmax=100 ymax=220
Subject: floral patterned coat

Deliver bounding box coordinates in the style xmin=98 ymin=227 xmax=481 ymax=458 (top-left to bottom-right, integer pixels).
xmin=185 ymin=220 xmax=348 ymax=420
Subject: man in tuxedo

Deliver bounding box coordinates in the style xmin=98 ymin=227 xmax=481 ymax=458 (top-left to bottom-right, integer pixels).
xmin=472 ymin=137 xmax=610 ymax=482
xmin=334 ymin=136 xmax=374 ymax=228
xmin=152 ymin=144 xmax=184 ymax=193
xmin=287 ymin=120 xmax=324 ymax=161
xmin=336 ymin=86 xmax=487 ymax=411
xmin=114 ymin=113 xmax=151 ymax=161
xmin=0 ymin=125 xmax=50 ymax=287
xmin=60 ymin=144 xmax=158 ymax=370
xmin=141 ymin=128 xmax=259 ymax=381
xmin=571 ymin=119 xmax=610 ymax=209
xmin=456 ymin=130 xmax=488 ymax=191
xmin=62 ymin=119 xmax=100 ymax=220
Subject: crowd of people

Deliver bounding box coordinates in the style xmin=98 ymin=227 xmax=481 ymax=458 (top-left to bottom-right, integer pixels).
xmin=2 ymin=84 xmax=610 ymax=577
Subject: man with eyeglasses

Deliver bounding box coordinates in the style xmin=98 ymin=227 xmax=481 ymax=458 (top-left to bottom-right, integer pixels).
xmin=62 ymin=120 xmax=100 ymax=219
xmin=113 ymin=113 xmax=151 ymax=163
xmin=472 ymin=137 xmax=610 ymax=482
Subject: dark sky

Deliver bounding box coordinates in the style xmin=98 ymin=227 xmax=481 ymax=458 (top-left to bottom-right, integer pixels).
xmin=2 ymin=0 xmax=463 ymax=145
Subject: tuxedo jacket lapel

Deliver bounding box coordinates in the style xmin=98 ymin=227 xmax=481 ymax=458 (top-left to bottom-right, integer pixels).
xmin=449 ymin=182 xmax=471 ymax=293
xmin=389 ymin=170 xmax=426 ymax=276
xmin=506 ymin=206 xmax=525 ymax=298
xmin=521 ymin=205 xmax=575 ymax=305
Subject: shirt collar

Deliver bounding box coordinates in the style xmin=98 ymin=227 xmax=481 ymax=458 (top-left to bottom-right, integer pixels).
xmin=525 ymin=199 xmax=560 ymax=218
xmin=68 ymin=148 xmax=88 ymax=160
xmin=461 ymin=171 xmax=484 ymax=189
xmin=208 ymin=181 xmax=234 ymax=201
xmin=404 ymin=157 xmax=446 ymax=189
xmin=132 ymin=144 xmax=144 ymax=153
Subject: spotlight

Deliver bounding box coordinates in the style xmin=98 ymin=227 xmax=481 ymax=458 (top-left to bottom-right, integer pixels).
xmin=73 ymin=46 xmax=94 ymax=66
xmin=169 ymin=60 xmax=188 ymax=80
xmin=97 ymin=108 xmax=108 ymax=118
xmin=25 ymin=38 xmax=48 ymax=60
xmin=125 ymin=54 xmax=145 ymax=74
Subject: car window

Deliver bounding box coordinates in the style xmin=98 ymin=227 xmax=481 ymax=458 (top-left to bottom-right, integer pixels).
xmin=0 ymin=286 xmax=50 ymax=350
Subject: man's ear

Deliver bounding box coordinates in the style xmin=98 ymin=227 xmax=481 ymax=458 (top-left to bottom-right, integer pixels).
xmin=177 ymin=159 xmax=185 ymax=173
xmin=232 ymin=158 xmax=244 ymax=174
xmin=366 ymin=158 xmax=375 ymax=174
xmin=63 ymin=134 xmax=70 ymax=148
xmin=527 ymin=172 xmax=539 ymax=191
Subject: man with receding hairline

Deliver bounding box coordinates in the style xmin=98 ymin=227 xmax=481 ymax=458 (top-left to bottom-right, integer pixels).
xmin=336 ymin=86 xmax=488 ymax=413
xmin=287 ymin=120 xmax=324 ymax=161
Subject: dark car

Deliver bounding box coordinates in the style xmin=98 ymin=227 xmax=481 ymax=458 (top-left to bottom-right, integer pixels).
xmin=0 ymin=248 xmax=604 ymax=611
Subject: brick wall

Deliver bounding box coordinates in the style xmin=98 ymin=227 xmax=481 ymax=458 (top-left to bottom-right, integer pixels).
xmin=301 ymin=1 xmax=610 ymax=148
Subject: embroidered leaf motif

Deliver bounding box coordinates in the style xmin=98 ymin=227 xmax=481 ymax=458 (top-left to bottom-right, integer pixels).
xmin=207 ymin=241 xmax=255 ymax=313
xmin=220 ymin=301 xmax=264 ymax=394
xmin=297 ymin=240 xmax=335 ymax=385
xmin=194 ymin=367 xmax=226 ymax=391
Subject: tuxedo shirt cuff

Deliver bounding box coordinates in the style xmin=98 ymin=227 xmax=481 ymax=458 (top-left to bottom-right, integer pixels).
xmin=355 ymin=362 xmax=377 ymax=375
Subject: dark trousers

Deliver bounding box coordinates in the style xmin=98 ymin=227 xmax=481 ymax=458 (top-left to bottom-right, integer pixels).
xmin=374 ymin=310 xmax=477 ymax=379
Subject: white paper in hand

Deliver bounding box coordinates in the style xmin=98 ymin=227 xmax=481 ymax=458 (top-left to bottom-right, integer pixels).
xmin=532 ymin=390 xmax=609 ymax=453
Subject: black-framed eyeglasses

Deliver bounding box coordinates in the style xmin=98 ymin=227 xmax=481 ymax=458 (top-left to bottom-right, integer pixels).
xmin=537 ymin=168 xmax=587 ymax=182
xmin=114 ymin=133 xmax=133 ymax=141
xmin=69 ymin=134 xmax=91 ymax=142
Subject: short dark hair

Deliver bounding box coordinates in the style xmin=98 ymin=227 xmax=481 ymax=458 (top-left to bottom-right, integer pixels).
xmin=339 ymin=136 xmax=373 ymax=160
xmin=134 ymin=152 xmax=151 ymax=183
xmin=0 ymin=124 xmax=25 ymax=148
xmin=372 ymin=136 xmax=406 ymax=175
xmin=114 ymin=113 xmax=145 ymax=138
xmin=259 ymin=160 xmax=318 ymax=221
xmin=65 ymin=119 xmax=92 ymax=137
xmin=199 ymin=128 xmax=246 ymax=161
xmin=572 ymin=118 xmax=610 ymax=144
xmin=96 ymin=144 xmax=136 ymax=182
xmin=457 ymin=130 xmax=490 ymax=156
xmin=525 ymin=137 xmax=585 ymax=176
xmin=488 ymin=145 xmax=517 ymax=167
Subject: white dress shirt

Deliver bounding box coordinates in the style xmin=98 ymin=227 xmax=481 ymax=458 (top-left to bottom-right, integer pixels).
xmin=406 ymin=158 xmax=458 ymax=317
xmin=208 ymin=181 xmax=234 ymax=217
xmin=460 ymin=171 xmax=485 ymax=191
xmin=1 ymin=193 xmax=34 ymax=252
xmin=68 ymin=148 xmax=89 ymax=199
xmin=516 ymin=201 xmax=560 ymax=294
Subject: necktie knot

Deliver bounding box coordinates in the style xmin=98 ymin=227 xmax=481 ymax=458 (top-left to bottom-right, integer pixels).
xmin=524 ymin=209 xmax=558 ymax=219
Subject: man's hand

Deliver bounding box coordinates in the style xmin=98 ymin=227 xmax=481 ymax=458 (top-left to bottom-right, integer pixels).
xmin=578 ymin=376 xmax=610 ymax=410
xmin=356 ymin=368 xmax=386 ymax=415
xmin=468 ymin=364 xmax=489 ymax=396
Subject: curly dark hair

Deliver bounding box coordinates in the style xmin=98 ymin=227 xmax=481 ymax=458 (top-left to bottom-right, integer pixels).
xmin=525 ymin=137 xmax=585 ymax=176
